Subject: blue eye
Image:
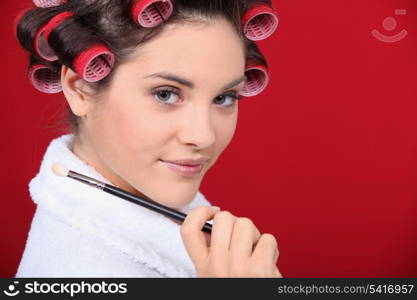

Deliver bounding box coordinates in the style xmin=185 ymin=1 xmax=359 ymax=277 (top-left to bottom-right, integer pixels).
xmin=153 ymin=88 xmax=180 ymax=106
xmin=151 ymin=87 xmax=241 ymax=108
xmin=214 ymin=93 xmax=241 ymax=108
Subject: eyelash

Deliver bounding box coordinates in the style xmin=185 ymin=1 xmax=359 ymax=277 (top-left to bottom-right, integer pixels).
xmin=151 ymin=86 xmax=242 ymax=109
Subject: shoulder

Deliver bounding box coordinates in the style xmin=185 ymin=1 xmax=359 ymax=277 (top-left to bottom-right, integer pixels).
xmin=15 ymin=206 xmax=163 ymax=277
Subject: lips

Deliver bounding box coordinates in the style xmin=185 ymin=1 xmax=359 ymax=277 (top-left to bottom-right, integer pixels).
xmin=162 ymin=158 xmax=209 ymax=166
xmin=159 ymin=159 xmax=208 ymax=177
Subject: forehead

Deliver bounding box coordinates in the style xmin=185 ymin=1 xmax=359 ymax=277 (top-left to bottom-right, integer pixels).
xmin=127 ymin=20 xmax=246 ymax=77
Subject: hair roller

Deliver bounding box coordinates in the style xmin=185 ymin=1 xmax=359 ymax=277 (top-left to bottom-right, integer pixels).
xmin=240 ymin=59 xmax=269 ymax=97
xmin=28 ymin=64 xmax=62 ymax=94
xmin=44 ymin=14 xmax=116 ymax=83
xmin=131 ymin=0 xmax=174 ymax=28
xmin=35 ymin=12 xmax=74 ymax=61
xmin=73 ymin=45 xmax=115 ymax=82
xmin=242 ymin=2 xmax=279 ymax=41
xmin=33 ymin=0 xmax=68 ymax=8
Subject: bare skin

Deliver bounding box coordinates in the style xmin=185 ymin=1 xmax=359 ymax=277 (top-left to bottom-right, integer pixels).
xmin=181 ymin=206 xmax=282 ymax=277
xmin=61 ymin=16 xmax=282 ymax=278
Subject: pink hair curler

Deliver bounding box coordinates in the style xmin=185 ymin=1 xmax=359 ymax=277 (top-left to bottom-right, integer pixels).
xmin=240 ymin=60 xmax=269 ymax=97
xmin=34 ymin=11 xmax=74 ymax=61
xmin=131 ymin=0 xmax=174 ymax=28
xmin=73 ymin=44 xmax=115 ymax=82
xmin=28 ymin=64 xmax=62 ymax=93
xmin=33 ymin=0 xmax=68 ymax=8
xmin=242 ymin=3 xmax=279 ymax=41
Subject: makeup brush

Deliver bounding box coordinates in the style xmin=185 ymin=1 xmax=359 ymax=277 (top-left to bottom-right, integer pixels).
xmin=51 ymin=163 xmax=213 ymax=233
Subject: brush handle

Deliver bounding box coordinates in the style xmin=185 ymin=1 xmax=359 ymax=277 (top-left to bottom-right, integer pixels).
xmin=103 ymin=184 xmax=213 ymax=234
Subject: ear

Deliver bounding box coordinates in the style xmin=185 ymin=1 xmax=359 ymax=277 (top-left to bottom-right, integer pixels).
xmin=61 ymin=65 xmax=94 ymax=117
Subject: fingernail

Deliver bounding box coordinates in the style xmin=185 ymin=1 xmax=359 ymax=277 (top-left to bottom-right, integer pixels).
xmin=212 ymin=206 xmax=221 ymax=211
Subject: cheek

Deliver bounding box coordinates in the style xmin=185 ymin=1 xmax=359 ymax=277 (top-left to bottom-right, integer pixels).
xmin=92 ymin=96 xmax=167 ymax=167
xmin=213 ymin=110 xmax=238 ymax=153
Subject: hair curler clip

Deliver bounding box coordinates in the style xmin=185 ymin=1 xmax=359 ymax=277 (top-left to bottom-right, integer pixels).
xmin=28 ymin=64 xmax=62 ymax=94
xmin=34 ymin=11 xmax=74 ymax=62
xmin=242 ymin=3 xmax=279 ymax=41
xmin=240 ymin=60 xmax=269 ymax=97
xmin=73 ymin=44 xmax=115 ymax=82
xmin=33 ymin=0 xmax=68 ymax=8
xmin=131 ymin=0 xmax=174 ymax=28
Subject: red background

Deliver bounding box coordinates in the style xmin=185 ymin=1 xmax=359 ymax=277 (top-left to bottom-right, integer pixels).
xmin=1 ymin=0 xmax=416 ymax=277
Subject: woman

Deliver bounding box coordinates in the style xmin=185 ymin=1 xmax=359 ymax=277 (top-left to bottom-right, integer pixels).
xmin=15 ymin=0 xmax=282 ymax=277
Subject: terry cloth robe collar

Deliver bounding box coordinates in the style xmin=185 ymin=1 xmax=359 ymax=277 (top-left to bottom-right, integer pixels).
xmin=28 ymin=134 xmax=212 ymax=277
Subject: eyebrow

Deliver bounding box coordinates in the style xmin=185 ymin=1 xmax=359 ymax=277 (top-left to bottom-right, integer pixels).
xmin=144 ymin=72 xmax=247 ymax=90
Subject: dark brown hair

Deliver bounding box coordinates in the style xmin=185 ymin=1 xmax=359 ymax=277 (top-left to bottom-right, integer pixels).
xmin=16 ymin=0 xmax=269 ymax=135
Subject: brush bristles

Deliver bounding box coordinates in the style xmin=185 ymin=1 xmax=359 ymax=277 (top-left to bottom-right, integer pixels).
xmin=51 ymin=163 xmax=69 ymax=177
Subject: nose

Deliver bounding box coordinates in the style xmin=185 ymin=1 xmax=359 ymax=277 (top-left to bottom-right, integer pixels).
xmin=177 ymin=103 xmax=216 ymax=149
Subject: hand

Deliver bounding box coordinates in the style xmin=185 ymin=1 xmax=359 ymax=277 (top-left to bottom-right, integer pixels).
xmin=180 ymin=206 xmax=283 ymax=277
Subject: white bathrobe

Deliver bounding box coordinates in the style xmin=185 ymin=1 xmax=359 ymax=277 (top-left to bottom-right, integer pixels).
xmin=16 ymin=134 xmax=212 ymax=277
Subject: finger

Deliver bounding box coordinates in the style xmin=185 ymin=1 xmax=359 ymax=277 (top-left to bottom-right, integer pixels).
xmin=229 ymin=217 xmax=261 ymax=261
xmin=180 ymin=206 xmax=219 ymax=266
xmin=273 ymin=267 xmax=283 ymax=278
xmin=210 ymin=211 xmax=237 ymax=256
xmin=251 ymin=233 xmax=279 ymax=264
xmin=203 ymin=231 xmax=211 ymax=247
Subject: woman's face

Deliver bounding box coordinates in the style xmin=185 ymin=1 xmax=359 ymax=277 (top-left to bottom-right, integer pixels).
xmin=70 ymin=18 xmax=246 ymax=209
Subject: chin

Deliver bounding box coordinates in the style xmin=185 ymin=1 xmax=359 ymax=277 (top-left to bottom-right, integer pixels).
xmin=152 ymin=186 xmax=199 ymax=209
